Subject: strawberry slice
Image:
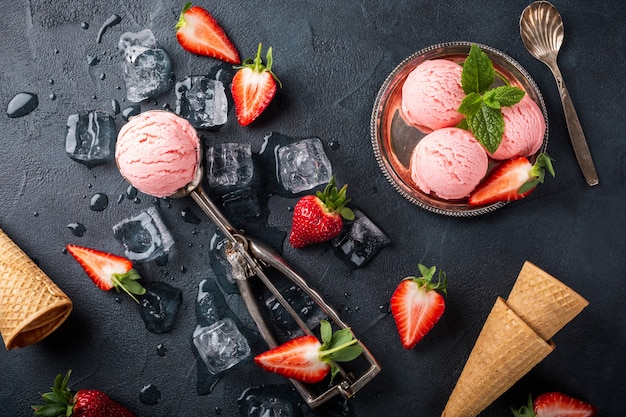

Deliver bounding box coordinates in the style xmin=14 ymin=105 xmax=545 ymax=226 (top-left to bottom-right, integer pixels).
xmin=66 ymin=244 xmax=145 ymax=303
xmin=175 ymin=2 xmax=240 ymax=64
xmin=390 ymin=264 xmax=447 ymax=349
xmin=289 ymin=176 xmax=355 ymax=248
xmin=468 ymin=153 xmax=554 ymax=206
xmin=254 ymin=320 xmax=363 ymax=384
xmin=512 ymin=392 xmax=598 ymax=417
xmin=231 ymin=43 xmax=281 ymax=126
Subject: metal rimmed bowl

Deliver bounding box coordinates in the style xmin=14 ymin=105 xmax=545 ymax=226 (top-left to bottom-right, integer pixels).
xmin=370 ymin=41 xmax=548 ymax=217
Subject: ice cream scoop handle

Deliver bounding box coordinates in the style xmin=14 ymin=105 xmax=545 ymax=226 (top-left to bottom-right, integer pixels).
xmin=189 ymin=187 xmax=237 ymax=239
xmin=550 ymin=64 xmax=599 ymax=186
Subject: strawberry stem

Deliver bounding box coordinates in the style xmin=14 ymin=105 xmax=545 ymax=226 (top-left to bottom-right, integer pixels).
xmin=319 ymin=338 xmax=359 ymax=358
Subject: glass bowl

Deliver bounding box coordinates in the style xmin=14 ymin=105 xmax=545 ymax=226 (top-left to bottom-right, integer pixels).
xmin=370 ymin=41 xmax=548 ymax=217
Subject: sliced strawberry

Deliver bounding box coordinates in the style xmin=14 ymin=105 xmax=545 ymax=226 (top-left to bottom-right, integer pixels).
xmin=175 ymin=2 xmax=240 ymax=64
xmin=231 ymin=43 xmax=281 ymax=126
xmin=66 ymin=244 xmax=145 ymax=302
xmin=468 ymin=153 xmax=554 ymax=206
xmin=254 ymin=320 xmax=363 ymax=383
xmin=512 ymin=392 xmax=598 ymax=417
xmin=390 ymin=264 xmax=447 ymax=349
xmin=289 ymin=176 xmax=355 ymax=248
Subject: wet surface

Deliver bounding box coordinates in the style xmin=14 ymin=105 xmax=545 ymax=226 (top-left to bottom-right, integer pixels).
xmin=1 ymin=0 xmax=625 ymax=416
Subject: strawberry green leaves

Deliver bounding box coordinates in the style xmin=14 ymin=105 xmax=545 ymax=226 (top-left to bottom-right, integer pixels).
xmin=458 ymin=45 xmax=525 ymax=154
xmin=319 ymin=320 xmax=363 ymax=382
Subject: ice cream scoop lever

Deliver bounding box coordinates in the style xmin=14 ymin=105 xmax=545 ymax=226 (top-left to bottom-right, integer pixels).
xmin=126 ymin=120 xmax=380 ymax=407
xmin=520 ymin=1 xmax=598 ymax=186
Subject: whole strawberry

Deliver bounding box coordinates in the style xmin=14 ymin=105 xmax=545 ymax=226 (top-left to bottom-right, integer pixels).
xmin=32 ymin=370 xmax=134 ymax=417
xmin=288 ymin=177 xmax=355 ymax=248
xmin=390 ymin=264 xmax=447 ymax=349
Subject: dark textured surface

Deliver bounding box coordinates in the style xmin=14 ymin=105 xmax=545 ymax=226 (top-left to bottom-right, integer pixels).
xmin=1 ymin=0 xmax=625 ymax=416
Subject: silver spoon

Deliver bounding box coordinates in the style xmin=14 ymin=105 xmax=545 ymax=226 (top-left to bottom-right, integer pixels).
xmin=520 ymin=1 xmax=598 ymax=186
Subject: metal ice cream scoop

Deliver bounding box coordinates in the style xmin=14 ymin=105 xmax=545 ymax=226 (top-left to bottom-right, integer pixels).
xmin=120 ymin=113 xmax=380 ymax=407
xmin=520 ymin=1 xmax=598 ymax=186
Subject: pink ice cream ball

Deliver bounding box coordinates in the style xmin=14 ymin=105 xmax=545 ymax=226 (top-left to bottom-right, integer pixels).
xmin=401 ymin=59 xmax=465 ymax=132
xmin=410 ymin=127 xmax=489 ymax=200
xmin=116 ymin=110 xmax=201 ymax=198
xmin=489 ymin=94 xmax=546 ymax=160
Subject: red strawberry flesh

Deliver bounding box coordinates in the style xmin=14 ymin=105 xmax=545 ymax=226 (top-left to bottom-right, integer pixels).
xmin=66 ymin=245 xmax=132 ymax=291
xmin=254 ymin=335 xmax=330 ymax=384
xmin=175 ymin=2 xmax=240 ymax=64
xmin=534 ymin=392 xmax=598 ymax=417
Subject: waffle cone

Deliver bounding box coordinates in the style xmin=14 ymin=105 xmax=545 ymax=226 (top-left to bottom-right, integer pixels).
xmin=441 ymin=297 xmax=554 ymax=417
xmin=507 ymin=261 xmax=588 ymax=340
xmin=0 ymin=228 xmax=72 ymax=350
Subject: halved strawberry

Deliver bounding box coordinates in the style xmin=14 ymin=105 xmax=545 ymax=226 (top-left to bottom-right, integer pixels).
xmin=254 ymin=320 xmax=363 ymax=384
xmin=390 ymin=264 xmax=447 ymax=349
xmin=468 ymin=153 xmax=554 ymax=206
xmin=175 ymin=2 xmax=240 ymax=64
xmin=289 ymin=176 xmax=355 ymax=248
xmin=231 ymin=43 xmax=281 ymax=126
xmin=512 ymin=392 xmax=598 ymax=417
xmin=66 ymin=244 xmax=145 ymax=303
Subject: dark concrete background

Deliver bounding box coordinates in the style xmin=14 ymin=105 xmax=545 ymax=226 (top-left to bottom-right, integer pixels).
xmin=1 ymin=0 xmax=625 ymax=416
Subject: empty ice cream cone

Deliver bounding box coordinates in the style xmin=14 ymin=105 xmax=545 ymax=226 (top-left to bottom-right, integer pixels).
xmin=441 ymin=297 xmax=554 ymax=417
xmin=0 ymin=228 xmax=72 ymax=349
xmin=507 ymin=261 xmax=588 ymax=340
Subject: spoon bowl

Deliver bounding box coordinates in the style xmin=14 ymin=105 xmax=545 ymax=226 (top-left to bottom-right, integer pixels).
xmin=520 ymin=1 xmax=598 ymax=186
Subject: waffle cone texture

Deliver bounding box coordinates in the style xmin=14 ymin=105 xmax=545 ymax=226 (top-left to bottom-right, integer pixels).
xmin=441 ymin=262 xmax=588 ymax=417
xmin=0 ymin=228 xmax=72 ymax=349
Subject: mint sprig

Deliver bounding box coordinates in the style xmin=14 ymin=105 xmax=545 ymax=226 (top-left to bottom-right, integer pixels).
xmin=458 ymin=45 xmax=525 ymax=154
xmin=319 ymin=320 xmax=363 ymax=383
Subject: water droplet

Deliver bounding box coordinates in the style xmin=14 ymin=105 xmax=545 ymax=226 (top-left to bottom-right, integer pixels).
xmin=99 ymin=73 xmax=106 ymax=80
xmin=329 ymin=139 xmax=341 ymax=150
xmin=181 ymin=207 xmax=201 ymax=224
xmin=33 ymin=212 xmax=39 ymax=217
xmin=126 ymin=185 xmax=138 ymax=199
xmin=67 ymin=223 xmax=86 ymax=237
xmin=96 ymin=14 xmax=121 ymax=43
xmin=139 ymin=384 xmax=161 ymax=405
xmin=81 ymin=22 xmax=89 ymax=29
xmin=111 ymin=99 xmax=120 ymax=115
xmin=49 ymin=93 xmax=56 ymax=100
xmin=117 ymin=194 xmax=124 ymax=204
xmin=379 ymin=302 xmax=390 ymax=314
xmin=48 ymin=79 xmax=54 ymax=85
xmin=180 ymin=265 xmax=187 ymax=273
xmin=6 ymin=92 xmax=38 ymax=118
xmin=156 ymin=343 xmax=167 ymax=357
xmin=89 ymin=193 xmax=108 ymax=211
xmin=344 ymin=292 xmax=352 ymax=299
xmin=121 ymin=104 xmax=140 ymax=121
xmin=87 ymin=55 xmax=100 ymax=66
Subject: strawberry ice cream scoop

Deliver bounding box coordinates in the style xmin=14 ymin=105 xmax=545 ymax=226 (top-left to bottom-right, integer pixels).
xmin=116 ymin=110 xmax=201 ymax=198
xmin=489 ymin=94 xmax=546 ymax=160
xmin=410 ymin=127 xmax=488 ymax=200
xmin=401 ymin=59 xmax=465 ymax=132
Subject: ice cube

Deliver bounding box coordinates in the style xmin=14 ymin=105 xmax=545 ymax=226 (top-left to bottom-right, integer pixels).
xmin=220 ymin=187 xmax=261 ymax=223
xmin=331 ymin=208 xmax=390 ymax=269
xmin=206 ymin=143 xmax=255 ymax=189
xmin=238 ymin=385 xmax=302 ymax=417
xmin=112 ymin=206 xmax=174 ymax=262
xmin=139 ymin=281 xmax=182 ymax=334
xmin=118 ymin=29 xmax=174 ymax=103
xmin=196 ymin=279 xmax=223 ymax=326
xmin=263 ymin=283 xmax=327 ymax=339
xmin=276 ymin=137 xmax=332 ymax=194
xmin=65 ymin=110 xmax=116 ymax=167
xmin=193 ymin=318 xmax=251 ymax=374
xmin=175 ymin=76 xmax=228 ymax=129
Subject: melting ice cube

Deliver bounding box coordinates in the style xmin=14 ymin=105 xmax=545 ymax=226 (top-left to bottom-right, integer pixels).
xmin=112 ymin=206 xmax=174 ymax=262
xmin=276 ymin=137 xmax=332 ymax=194
xmin=175 ymin=75 xmax=228 ymax=129
xmin=139 ymin=281 xmax=183 ymax=334
xmin=331 ymin=208 xmax=390 ymax=269
xmin=238 ymin=385 xmax=302 ymax=417
xmin=263 ymin=283 xmax=327 ymax=339
xmin=206 ymin=143 xmax=255 ymax=189
xmin=220 ymin=187 xmax=261 ymax=223
xmin=196 ymin=279 xmax=226 ymax=326
xmin=193 ymin=318 xmax=251 ymax=374
xmin=118 ymin=29 xmax=174 ymax=103
xmin=65 ymin=110 xmax=116 ymax=166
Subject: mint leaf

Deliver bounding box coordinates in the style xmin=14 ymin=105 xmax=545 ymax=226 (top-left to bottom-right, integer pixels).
xmin=458 ymin=92 xmax=483 ymax=116
xmin=488 ymin=85 xmax=525 ymax=108
xmin=467 ymin=105 xmax=504 ymax=154
xmin=461 ymin=44 xmax=494 ymax=95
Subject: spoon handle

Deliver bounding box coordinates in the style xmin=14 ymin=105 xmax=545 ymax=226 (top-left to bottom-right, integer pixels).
xmin=549 ymin=64 xmax=599 ymax=186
